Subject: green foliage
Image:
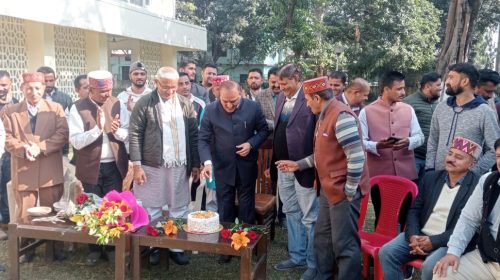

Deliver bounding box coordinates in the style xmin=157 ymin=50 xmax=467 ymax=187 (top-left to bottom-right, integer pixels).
xmin=325 ymin=0 xmax=440 ymax=80
xmin=176 ymin=0 xmax=270 ymax=67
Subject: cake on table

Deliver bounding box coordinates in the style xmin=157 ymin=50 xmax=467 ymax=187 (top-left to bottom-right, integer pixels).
xmin=187 ymin=211 xmax=220 ymax=233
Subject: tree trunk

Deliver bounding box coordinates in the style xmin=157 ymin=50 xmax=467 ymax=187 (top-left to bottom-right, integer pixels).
xmin=496 ymin=23 xmax=500 ymax=72
xmin=435 ymin=0 xmax=483 ymax=75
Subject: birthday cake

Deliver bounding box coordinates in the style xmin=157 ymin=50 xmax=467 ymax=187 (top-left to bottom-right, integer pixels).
xmin=187 ymin=211 xmax=220 ymax=233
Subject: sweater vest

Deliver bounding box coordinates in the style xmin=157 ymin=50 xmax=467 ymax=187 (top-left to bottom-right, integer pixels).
xmin=477 ymin=171 xmax=500 ymax=263
xmin=364 ymin=99 xmax=417 ymax=180
xmin=314 ymin=99 xmax=370 ymax=204
xmin=74 ymin=97 xmax=128 ymax=185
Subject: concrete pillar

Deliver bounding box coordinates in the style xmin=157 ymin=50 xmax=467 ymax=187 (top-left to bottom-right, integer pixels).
xmin=85 ymin=31 xmax=108 ymax=72
xmin=160 ymin=45 xmax=177 ymax=68
xmin=24 ymin=20 xmax=46 ymax=71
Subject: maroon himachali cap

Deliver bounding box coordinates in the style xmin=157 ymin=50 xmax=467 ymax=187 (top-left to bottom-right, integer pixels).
xmin=88 ymin=70 xmax=113 ymax=89
xmin=303 ymin=76 xmax=330 ymax=95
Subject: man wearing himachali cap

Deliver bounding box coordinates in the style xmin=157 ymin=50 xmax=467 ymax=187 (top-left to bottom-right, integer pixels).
xmin=209 ymin=75 xmax=229 ymax=101
xmin=433 ymin=137 xmax=500 ymax=279
xmin=379 ymin=136 xmax=481 ymax=280
xmin=3 ymin=72 xmax=69 ymax=261
xmin=68 ymin=70 xmax=129 ymax=265
xmin=276 ymin=76 xmax=369 ymax=280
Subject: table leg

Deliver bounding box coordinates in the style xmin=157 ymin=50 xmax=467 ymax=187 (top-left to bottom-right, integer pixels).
xmin=45 ymin=240 xmax=54 ymax=262
xmin=131 ymin=238 xmax=140 ymax=280
xmin=8 ymin=224 xmax=19 ymax=280
xmin=255 ymin=234 xmax=268 ymax=280
xmin=240 ymin=248 xmax=252 ymax=280
xmin=115 ymin=236 xmax=126 ymax=280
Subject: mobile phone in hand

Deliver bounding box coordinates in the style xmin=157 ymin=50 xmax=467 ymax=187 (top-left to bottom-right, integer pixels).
xmin=387 ymin=136 xmax=401 ymax=143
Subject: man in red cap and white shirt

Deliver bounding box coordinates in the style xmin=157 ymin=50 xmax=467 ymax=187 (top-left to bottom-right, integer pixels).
xmin=3 ymin=72 xmax=69 ymax=261
xmin=68 ymin=70 xmax=129 ymax=265
xmin=276 ymin=76 xmax=369 ymax=280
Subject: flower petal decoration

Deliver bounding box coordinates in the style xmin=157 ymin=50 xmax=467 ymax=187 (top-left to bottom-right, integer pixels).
xmin=231 ymin=232 xmax=250 ymax=251
xmin=163 ymin=220 xmax=178 ymax=235
xmin=220 ymin=228 xmax=231 ymax=239
xmin=103 ymin=190 xmax=149 ymax=231
xmin=247 ymin=230 xmax=258 ymax=240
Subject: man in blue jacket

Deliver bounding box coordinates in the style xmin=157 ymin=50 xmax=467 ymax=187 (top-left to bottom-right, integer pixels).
xmin=271 ymin=64 xmax=318 ymax=280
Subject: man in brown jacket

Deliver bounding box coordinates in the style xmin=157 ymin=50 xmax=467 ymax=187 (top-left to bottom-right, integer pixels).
xmin=276 ymin=76 xmax=369 ymax=280
xmin=3 ymin=72 xmax=68 ymax=261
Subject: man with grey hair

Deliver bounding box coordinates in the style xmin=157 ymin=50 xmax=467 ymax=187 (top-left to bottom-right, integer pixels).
xmin=129 ymin=66 xmax=200 ymax=265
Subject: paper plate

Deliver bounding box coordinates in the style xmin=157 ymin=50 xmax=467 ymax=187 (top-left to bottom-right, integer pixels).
xmin=27 ymin=206 xmax=52 ymax=217
xmin=182 ymin=224 xmax=223 ymax=235
xmin=53 ymin=201 xmax=69 ymax=212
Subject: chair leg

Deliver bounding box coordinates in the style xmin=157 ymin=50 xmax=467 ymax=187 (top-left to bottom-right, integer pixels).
xmin=362 ymin=254 xmax=370 ymax=279
xmin=373 ymin=254 xmax=384 ymax=280
xmin=270 ymin=216 xmax=276 ymax=241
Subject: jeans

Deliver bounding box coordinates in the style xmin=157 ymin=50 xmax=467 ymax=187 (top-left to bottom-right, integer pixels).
xmin=379 ymin=233 xmax=448 ymax=280
xmin=0 ymin=152 xmax=11 ymax=224
xmin=278 ymin=171 xmax=318 ymax=269
xmin=415 ymin=157 xmax=426 ymax=180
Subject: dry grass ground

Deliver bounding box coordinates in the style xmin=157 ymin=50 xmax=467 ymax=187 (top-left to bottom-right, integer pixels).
xmin=0 ymin=201 xmax=422 ymax=279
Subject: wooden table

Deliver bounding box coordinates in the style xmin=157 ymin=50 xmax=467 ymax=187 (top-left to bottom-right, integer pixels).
xmin=131 ymin=221 xmax=268 ymax=280
xmin=8 ymin=216 xmax=127 ymax=280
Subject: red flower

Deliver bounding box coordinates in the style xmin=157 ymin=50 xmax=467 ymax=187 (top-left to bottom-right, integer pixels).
xmin=77 ymin=193 xmax=89 ymax=205
xmin=236 ymin=230 xmax=244 ymax=234
xmin=220 ymin=229 xmax=232 ymax=239
xmin=146 ymin=226 xmax=159 ymax=237
xmin=247 ymin=230 xmax=258 ymax=240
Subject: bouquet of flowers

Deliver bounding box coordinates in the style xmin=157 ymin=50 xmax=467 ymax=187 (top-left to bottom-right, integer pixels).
xmin=146 ymin=219 xmax=184 ymax=237
xmin=220 ymin=222 xmax=265 ymax=251
xmin=70 ymin=190 xmax=149 ymax=245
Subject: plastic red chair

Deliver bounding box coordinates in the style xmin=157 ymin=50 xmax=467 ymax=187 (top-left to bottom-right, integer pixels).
xmin=359 ymin=175 xmax=418 ymax=280
xmin=405 ymin=259 xmax=423 ymax=269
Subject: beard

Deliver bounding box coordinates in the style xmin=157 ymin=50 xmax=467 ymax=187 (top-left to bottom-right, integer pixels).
xmin=446 ymin=85 xmax=464 ymax=96
xmin=250 ymin=83 xmax=260 ymax=91
xmin=132 ymin=80 xmax=145 ymax=88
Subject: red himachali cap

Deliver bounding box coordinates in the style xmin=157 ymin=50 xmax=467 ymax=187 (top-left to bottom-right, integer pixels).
xmin=303 ymin=76 xmax=330 ymax=95
xmin=22 ymin=72 xmax=45 ymax=83
xmin=451 ymin=136 xmax=482 ymax=160
xmin=212 ymin=75 xmax=230 ymax=86
xmin=88 ymin=70 xmax=113 ymax=89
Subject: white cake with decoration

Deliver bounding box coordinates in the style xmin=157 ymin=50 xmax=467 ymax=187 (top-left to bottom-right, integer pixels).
xmin=187 ymin=211 xmax=220 ymax=233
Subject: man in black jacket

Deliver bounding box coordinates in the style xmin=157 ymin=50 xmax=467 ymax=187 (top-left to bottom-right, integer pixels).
xmin=379 ymin=136 xmax=481 ymax=280
xmin=129 ymin=67 xmax=200 ymax=265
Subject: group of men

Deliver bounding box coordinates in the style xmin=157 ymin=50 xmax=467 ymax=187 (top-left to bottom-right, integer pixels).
xmin=1 ymin=59 xmax=500 ymax=280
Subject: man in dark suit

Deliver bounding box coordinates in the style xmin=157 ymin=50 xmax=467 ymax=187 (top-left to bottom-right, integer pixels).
xmin=335 ymin=77 xmax=369 ymax=116
xmin=379 ymin=136 xmax=481 ymax=280
xmin=270 ymin=64 xmax=318 ymax=280
xmin=199 ymin=80 xmax=268 ymax=225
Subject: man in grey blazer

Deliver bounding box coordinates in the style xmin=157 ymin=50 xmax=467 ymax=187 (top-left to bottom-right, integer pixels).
xmin=256 ymin=67 xmax=281 ymax=134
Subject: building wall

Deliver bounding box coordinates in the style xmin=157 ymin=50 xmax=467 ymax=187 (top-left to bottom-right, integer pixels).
xmin=0 ymin=16 xmax=28 ymax=97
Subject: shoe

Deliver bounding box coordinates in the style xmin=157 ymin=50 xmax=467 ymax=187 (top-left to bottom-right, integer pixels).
xmin=300 ymin=268 xmax=317 ymax=280
xmin=19 ymin=251 xmax=35 ymax=264
xmin=0 ymin=230 xmax=7 ymax=241
xmin=217 ymin=255 xmax=232 ymax=264
xmin=273 ymin=259 xmax=307 ymax=271
xmin=85 ymin=252 xmax=101 ymax=266
xmin=53 ymin=251 xmax=67 ymax=261
xmin=168 ymin=251 xmax=189 ymax=265
xmin=105 ymin=251 xmax=115 ymax=263
xmin=149 ymin=248 xmax=160 ymax=266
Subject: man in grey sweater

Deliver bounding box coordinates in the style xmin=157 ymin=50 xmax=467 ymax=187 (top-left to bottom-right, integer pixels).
xmin=404 ymin=72 xmax=441 ymax=178
xmin=426 ymin=63 xmax=500 ymax=175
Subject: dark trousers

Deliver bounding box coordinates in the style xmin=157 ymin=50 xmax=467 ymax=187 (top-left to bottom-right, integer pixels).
xmin=216 ymin=174 xmax=256 ymax=224
xmin=83 ymin=162 xmax=123 ymax=252
xmin=0 ymin=152 xmax=11 ymax=224
xmin=314 ymin=190 xmax=362 ymax=280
